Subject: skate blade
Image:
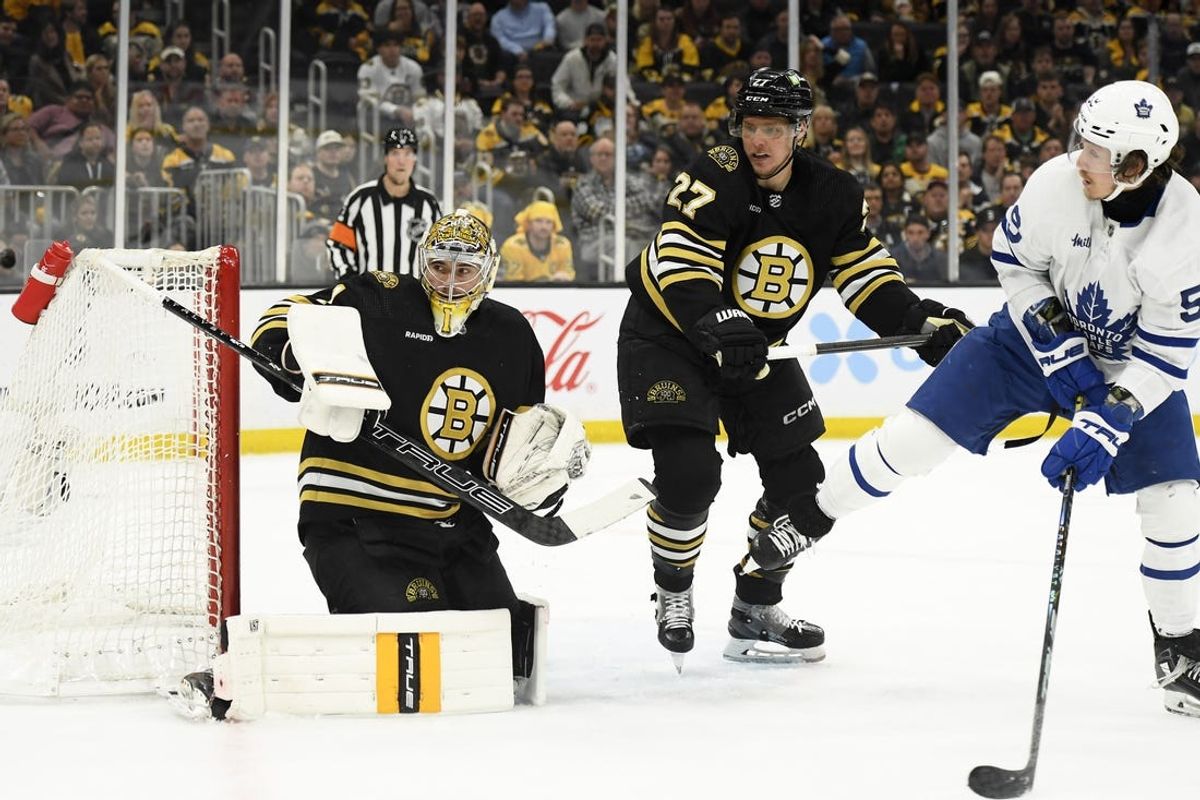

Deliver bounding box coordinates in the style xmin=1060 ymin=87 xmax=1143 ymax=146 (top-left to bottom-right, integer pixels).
xmin=1163 ymin=689 xmax=1200 ymax=718
xmin=168 ymin=683 xmax=214 ymax=721
xmin=722 ymin=637 xmax=825 ymax=664
xmin=670 ymin=653 xmax=686 ymax=674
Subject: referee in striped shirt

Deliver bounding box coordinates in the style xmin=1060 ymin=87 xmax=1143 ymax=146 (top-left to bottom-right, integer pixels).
xmin=326 ymin=127 xmax=442 ymax=277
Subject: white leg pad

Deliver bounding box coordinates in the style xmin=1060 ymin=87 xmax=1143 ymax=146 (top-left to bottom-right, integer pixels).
xmin=514 ymin=594 xmax=549 ymax=706
xmin=818 ymin=409 xmax=959 ymax=519
xmin=213 ymin=610 xmax=515 ymax=720
xmin=1137 ymin=481 xmax=1200 ymax=636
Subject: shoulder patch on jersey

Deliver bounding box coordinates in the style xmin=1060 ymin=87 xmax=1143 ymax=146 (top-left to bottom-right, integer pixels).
xmin=646 ymin=380 xmax=687 ymax=403
xmin=707 ymin=145 xmax=739 ymax=172
xmin=371 ymin=271 xmax=400 ymax=289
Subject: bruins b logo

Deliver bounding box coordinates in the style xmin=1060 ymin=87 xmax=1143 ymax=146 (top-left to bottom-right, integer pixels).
xmin=731 ymin=235 xmax=815 ymax=319
xmin=421 ymin=368 xmax=495 ymax=459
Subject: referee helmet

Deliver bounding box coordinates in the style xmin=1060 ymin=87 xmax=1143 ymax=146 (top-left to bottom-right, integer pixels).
xmin=384 ymin=126 xmax=418 ymax=153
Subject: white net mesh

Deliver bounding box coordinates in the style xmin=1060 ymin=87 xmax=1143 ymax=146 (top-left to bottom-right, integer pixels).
xmin=0 ymin=247 xmax=238 ymax=696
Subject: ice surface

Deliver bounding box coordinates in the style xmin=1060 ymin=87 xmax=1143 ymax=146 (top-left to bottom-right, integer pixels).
xmin=5 ymin=441 xmax=1198 ymax=800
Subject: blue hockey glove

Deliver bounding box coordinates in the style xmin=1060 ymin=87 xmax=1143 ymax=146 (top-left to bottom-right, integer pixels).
xmin=1041 ymin=387 xmax=1143 ymax=491
xmin=1023 ymin=298 xmax=1108 ymax=411
xmin=901 ymin=299 xmax=974 ymax=367
xmin=689 ymin=307 xmax=768 ymax=384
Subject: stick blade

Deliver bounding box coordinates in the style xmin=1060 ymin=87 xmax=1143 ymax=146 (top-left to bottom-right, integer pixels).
xmin=556 ymin=478 xmax=656 ymax=540
xmin=968 ymin=765 xmax=1034 ymax=799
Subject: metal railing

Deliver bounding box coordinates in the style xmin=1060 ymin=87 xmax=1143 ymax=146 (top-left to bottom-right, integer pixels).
xmin=243 ymin=187 xmax=311 ymax=283
xmin=0 ymin=185 xmax=82 ymax=242
xmin=258 ymin=27 xmax=277 ymax=109
xmin=307 ymin=60 xmax=327 ymax=137
xmin=194 ymin=169 xmax=251 ymax=249
xmin=129 ymin=187 xmax=189 ymax=248
xmin=210 ymin=0 xmax=231 ymax=65
xmin=356 ymin=96 xmax=382 ymax=186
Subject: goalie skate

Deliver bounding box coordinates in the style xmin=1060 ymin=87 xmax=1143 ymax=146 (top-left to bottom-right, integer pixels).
xmin=1154 ymin=629 xmax=1200 ymax=718
xmin=169 ymin=670 xmax=229 ymax=721
xmin=723 ymin=598 xmax=825 ymax=663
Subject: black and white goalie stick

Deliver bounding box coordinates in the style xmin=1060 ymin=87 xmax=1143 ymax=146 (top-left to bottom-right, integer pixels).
xmin=100 ymin=256 xmax=655 ymax=546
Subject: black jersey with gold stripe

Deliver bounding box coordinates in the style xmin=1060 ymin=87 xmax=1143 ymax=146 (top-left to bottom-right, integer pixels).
xmin=251 ymin=272 xmax=545 ymax=537
xmin=626 ymin=142 xmax=922 ymax=341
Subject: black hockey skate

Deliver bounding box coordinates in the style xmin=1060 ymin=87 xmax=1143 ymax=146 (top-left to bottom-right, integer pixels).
xmin=653 ymin=585 xmax=694 ymax=674
xmin=724 ymin=597 xmax=825 ymax=663
xmin=1153 ymin=627 xmax=1200 ymax=718
xmin=169 ymin=669 xmax=230 ymax=720
xmin=747 ymin=497 xmax=834 ymax=573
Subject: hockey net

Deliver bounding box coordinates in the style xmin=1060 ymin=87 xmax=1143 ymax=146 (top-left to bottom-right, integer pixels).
xmin=0 ymin=246 xmax=240 ymax=696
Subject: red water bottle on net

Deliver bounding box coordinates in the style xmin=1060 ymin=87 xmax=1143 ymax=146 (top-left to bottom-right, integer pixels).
xmin=12 ymin=240 xmax=74 ymax=325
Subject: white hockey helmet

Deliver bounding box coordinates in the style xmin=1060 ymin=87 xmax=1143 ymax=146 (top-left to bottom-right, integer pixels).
xmin=418 ymin=210 xmax=498 ymax=337
xmin=1072 ymin=80 xmax=1178 ymax=189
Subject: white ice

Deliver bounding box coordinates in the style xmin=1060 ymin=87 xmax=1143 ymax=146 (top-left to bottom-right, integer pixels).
xmin=5 ymin=440 xmax=1199 ymax=800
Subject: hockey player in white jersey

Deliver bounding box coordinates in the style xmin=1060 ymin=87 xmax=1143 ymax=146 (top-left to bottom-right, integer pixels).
xmin=747 ymin=80 xmax=1200 ymax=717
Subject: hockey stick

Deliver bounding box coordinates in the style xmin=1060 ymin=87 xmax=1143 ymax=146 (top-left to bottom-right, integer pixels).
xmin=102 ymin=258 xmax=655 ymax=546
xmin=967 ymin=468 xmax=1077 ymax=799
xmin=766 ymin=332 xmax=932 ymax=361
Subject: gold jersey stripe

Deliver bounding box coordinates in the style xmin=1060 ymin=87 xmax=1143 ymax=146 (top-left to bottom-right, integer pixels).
xmin=660 ymin=220 xmax=726 ymax=250
xmin=648 ymin=531 xmax=706 ymax=551
xmin=831 ymin=259 xmax=900 ymax=289
xmin=845 ymin=273 xmax=905 ymax=313
xmin=299 ymin=489 xmax=459 ymax=518
xmin=639 ymin=251 xmax=684 ymax=332
xmin=250 ymin=318 xmax=289 ymax=345
xmin=830 ymin=237 xmax=885 ymax=266
xmin=299 ymin=457 xmax=456 ymax=497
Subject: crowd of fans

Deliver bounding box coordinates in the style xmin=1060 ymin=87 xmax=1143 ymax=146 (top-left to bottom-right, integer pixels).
xmin=2 ymin=0 xmax=1200 ymax=287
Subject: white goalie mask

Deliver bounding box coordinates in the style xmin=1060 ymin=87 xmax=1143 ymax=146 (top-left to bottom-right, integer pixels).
xmin=418 ymin=210 xmax=499 ymax=337
xmin=1069 ymin=80 xmax=1178 ymax=199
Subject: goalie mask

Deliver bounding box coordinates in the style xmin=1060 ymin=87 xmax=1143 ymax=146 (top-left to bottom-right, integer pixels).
xmin=419 ymin=210 xmax=498 ymax=337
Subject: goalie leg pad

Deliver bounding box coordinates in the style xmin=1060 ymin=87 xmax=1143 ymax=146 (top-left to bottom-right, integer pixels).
xmin=1138 ymin=481 xmax=1200 ymax=636
xmin=212 ymin=611 xmax=517 ymax=719
xmin=513 ymin=594 xmax=549 ymax=706
xmin=818 ymin=409 xmax=958 ymax=519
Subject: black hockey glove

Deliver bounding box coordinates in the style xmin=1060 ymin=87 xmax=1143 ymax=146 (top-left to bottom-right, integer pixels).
xmin=689 ymin=307 xmax=769 ymax=384
xmin=902 ymin=299 xmax=974 ymax=367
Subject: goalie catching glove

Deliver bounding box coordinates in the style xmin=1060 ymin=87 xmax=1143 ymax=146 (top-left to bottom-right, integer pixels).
xmin=483 ymin=404 xmax=591 ymax=513
xmin=286 ymin=305 xmax=391 ymax=442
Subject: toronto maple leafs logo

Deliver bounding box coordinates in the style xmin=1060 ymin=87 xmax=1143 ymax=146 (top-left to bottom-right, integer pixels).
xmin=1067 ymin=282 xmax=1137 ymax=360
xmin=1134 ymin=98 xmax=1153 ymax=119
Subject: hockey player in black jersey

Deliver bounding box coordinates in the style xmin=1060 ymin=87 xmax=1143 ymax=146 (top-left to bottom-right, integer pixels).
xmin=617 ymin=68 xmax=973 ymax=669
xmin=249 ymin=210 xmax=590 ymax=679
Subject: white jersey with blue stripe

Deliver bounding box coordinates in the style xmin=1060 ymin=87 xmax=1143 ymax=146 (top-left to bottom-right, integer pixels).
xmin=990 ymin=153 xmax=1200 ymax=415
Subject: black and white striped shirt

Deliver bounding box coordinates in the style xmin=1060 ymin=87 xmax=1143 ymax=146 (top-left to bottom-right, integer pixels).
xmin=326 ymin=176 xmax=442 ymax=278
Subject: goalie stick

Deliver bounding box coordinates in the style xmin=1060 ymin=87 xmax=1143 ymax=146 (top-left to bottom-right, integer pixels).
xmin=766 ymin=332 xmax=933 ymax=361
xmin=100 ymin=256 xmax=654 ymax=546
xmin=967 ymin=468 xmax=1077 ymax=799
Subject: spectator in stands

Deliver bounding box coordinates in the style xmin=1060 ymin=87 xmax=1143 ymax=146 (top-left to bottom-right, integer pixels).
xmin=126 ymin=126 xmax=165 ymax=189
xmin=740 ymin=0 xmax=779 ymax=45
xmin=805 ymin=104 xmax=841 ymax=161
xmin=837 ymin=71 xmax=879 ymax=132
xmin=960 ymin=30 xmax=1006 ymax=105
xmin=902 ymin=72 xmax=944 ymax=137
xmin=623 ymin=101 xmax=659 ymax=171
xmin=928 ymin=100 xmax=981 ymax=168
xmin=59 ymin=0 xmax=100 ymax=72
xmin=491 ymin=0 xmax=556 ymax=61
xmin=876 ymin=20 xmax=930 ymax=85
xmin=536 ymin=117 xmax=587 ymax=204
xmin=678 ymin=0 xmax=720 ymax=49
xmin=162 ymin=22 xmax=208 ymax=83
xmin=585 ymin=73 xmax=619 ymax=138
xmin=956 ymin=151 xmax=988 ymax=212
xmin=704 ymin=72 xmax=741 ymax=131
xmin=861 ymin=181 xmax=899 ymax=247
xmin=54 ymin=121 xmax=113 ymax=190
xmin=1069 ymin=0 xmax=1116 ymax=54
xmin=700 ymin=14 xmax=750 ymax=83
xmin=1037 ymin=136 xmax=1063 ymax=163
xmin=311 ymin=130 xmax=354 ymax=222
xmin=215 ymin=53 xmax=248 ymax=93
xmin=476 ymin=96 xmax=548 ymax=165
xmin=241 ymin=136 xmax=275 ymax=188
xmin=1031 ymin=70 xmax=1067 ymax=142
xmin=966 ymin=70 xmax=1011 ymax=139
xmin=382 ymin=0 xmax=436 ymax=67
xmin=958 ymin=203 xmax=1000 ymax=284
xmin=1179 ymin=113 xmax=1200 ymax=184
xmin=571 ymin=134 xmax=656 ymax=281
xmin=641 ymin=71 xmax=688 ymax=136
xmin=798 ymin=35 xmax=828 ymax=108
xmin=994 ymin=13 xmax=1029 ymax=79
xmin=412 ymin=67 xmax=485 ymax=146
xmin=551 ymin=22 xmax=619 ymax=116
xmin=900 ymin=131 xmax=948 ymax=197
xmin=977 ymin=133 xmax=1009 ymax=201
xmin=867 ymin=102 xmax=904 ymax=165
xmin=0 ymin=14 xmax=33 ymax=97
xmin=799 ymin=0 xmax=837 ymax=40
xmin=933 ymin=21 xmax=970 ymax=89
xmin=0 ymin=112 xmax=43 ymax=184
xmin=996 ymin=171 xmax=1024 ymax=210
xmin=635 ymin=5 xmax=700 ymax=82
xmin=84 ymin=54 xmax=114 ymax=127
xmin=1177 ymin=44 xmax=1200 ymax=113
xmin=126 ymin=39 xmax=149 ymax=87
xmin=1048 ymin=10 xmax=1096 ymax=88
xmin=208 ymin=84 xmax=258 ymax=159
xmin=460 ymin=3 xmax=507 ymax=95
xmin=372 ymin=0 xmax=440 ymax=40
xmin=150 ymin=46 xmax=206 ymax=128
xmin=1164 ymin=76 xmax=1196 ymax=133
xmin=1159 ymin=13 xmax=1192 ymax=78
xmin=892 ymin=214 xmax=946 ymax=285
xmin=161 ymin=105 xmax=236 ymax=200
xmin=820 ymin=14 xmax=872 ymax=90
xmin=755 ymin=8 xmax=790 ymax=71
xmin=995 ymin=97 xmax=1048 ymax=162
xmin=27 ymin=80 xmax=104 ymax=158
xmin=287 ymin=162 xmax=320 ymax=221
xmin=922 ymin=178 xmax=975 ymax=257
xmin=357 ymin=29 xmax=425 ymax=126
xmin=28 ymin=20 xmax=83 ymax=107
xmin=556 ymin=0 xmax=605 ymax=52
xmin=1102 ymin=16 xmax=1142 ymax=84
xmin=646 ymin=144 xmax=675 ymax=207
xmin=127 ymin=89 xmax=177 ymax=151
xmin=838 ymin=126 xmax=880 ymax=187
xmin=60 ymin=194 xmax=112 ymax=249
xmin=491 ymin=64 xmax=553 ymax=132
xmin=878 ymin=161 xmax=915 ymax=229
xmin=662 ymin=101 xmax=716 ymax=167
xmin=311 ymin=0 xmax=371 ymax=62
xmin=489 ymin=147 xmax=545 ymax=244
xmin=501 ymin=199 xmax=574 ymax=282
xmin=0 ymin=78 xmax=32 ymax=119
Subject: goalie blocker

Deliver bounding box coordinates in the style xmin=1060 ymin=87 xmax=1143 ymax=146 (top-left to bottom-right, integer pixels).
xmin=175 ymin=596 xmax=549 ymax=720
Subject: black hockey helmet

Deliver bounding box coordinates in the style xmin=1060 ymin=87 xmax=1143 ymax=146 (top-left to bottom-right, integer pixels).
xmin=729 ymin=68 xmax=814 ymax=135
xmin=383 ymin=126 xmax=418 ymax=154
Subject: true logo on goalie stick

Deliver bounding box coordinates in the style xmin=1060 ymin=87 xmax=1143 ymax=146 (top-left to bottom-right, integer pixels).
xmin=405 ymin=577 xmax=440 ymax=603
xmin=646 ymin=380 xmax=687 ymax=403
